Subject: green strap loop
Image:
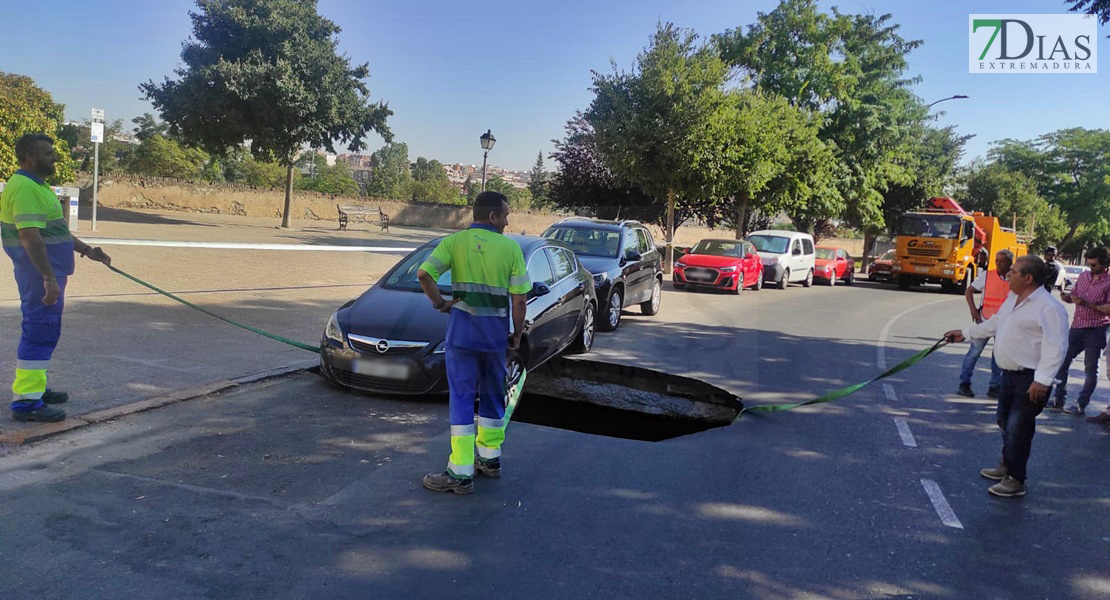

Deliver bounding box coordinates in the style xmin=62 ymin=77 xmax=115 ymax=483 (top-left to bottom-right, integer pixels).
xmin=738 ymin=338 xmax=949 ymax=418
xmin=109 ymin=266 xmax=320 ymax=354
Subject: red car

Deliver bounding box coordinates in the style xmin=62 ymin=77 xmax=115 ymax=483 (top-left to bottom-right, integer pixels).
xmin=868 ymin=248 xmax=895 ymax=282
xmin=673 ymin=239 xmax=764 ymax=293
xmin=814 ymin=246 xmax=856 ymax=285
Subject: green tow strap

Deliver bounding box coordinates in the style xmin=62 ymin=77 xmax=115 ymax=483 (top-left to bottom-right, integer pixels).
xmin=109 ymin=266 xmax=320 ymax=354
xmin=738 ymin=338 xmax=949 ymax=418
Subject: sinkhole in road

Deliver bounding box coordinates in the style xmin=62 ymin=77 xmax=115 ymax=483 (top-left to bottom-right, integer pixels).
xmin=512 ymin=358 xmax=743 ymax=442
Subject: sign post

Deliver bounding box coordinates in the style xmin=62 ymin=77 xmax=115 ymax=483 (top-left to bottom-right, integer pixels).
xmin=90 ymin=108 xmax=104 ymax=231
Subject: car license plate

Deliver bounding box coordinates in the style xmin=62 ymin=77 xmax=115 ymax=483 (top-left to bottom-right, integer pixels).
xmin=352 ymin=359 xmax=411 ymax=379
xmin=687 ymin=271 xmax=711 ymax=281
xmin=915 ymin=267 xmax=930 ymax=273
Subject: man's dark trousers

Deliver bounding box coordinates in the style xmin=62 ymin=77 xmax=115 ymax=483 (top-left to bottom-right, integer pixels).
xmin=997 ymin=368 xmax=1047 ymax=483
xmin=1053 ymin=325 xmax=1108 ymax=409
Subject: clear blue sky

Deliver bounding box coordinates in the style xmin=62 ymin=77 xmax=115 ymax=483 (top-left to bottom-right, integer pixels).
xmin=3 ymin=0 xmax=1107 ymax=172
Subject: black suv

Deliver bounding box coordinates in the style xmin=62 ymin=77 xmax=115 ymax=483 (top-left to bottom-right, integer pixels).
xmin=542 ymin=218 xmax=663 ymax=331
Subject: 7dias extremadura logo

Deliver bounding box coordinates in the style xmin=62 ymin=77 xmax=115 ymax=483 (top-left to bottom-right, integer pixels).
xmin=970 ymin=14 xmax=1097 ymax=73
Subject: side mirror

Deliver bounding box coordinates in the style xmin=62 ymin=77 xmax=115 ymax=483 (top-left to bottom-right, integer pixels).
xmin=625 ymin=250 xmax=642 ymax=262
xmin=530 ymin=282 xmax=551 ymax=298
xmin=792 ymin=248 xmax=802 ymax=256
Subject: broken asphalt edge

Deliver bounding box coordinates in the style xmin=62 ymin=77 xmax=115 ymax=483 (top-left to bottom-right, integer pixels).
xmin=0 ymin=358 xmax=319 ymax=447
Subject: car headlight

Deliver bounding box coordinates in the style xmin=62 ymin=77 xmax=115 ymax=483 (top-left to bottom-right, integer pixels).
xmin=324 ymin=312 xmax=344 ymax=344
xmin=718 ymin=266 xmax=738 ymax=272
xmin=675 ymin=261 xmax=687 ymax=268
xmin=593 ymin=272 xmax=609 ymax=284
xmin=763 ymin=255 xmax=778 ymax=265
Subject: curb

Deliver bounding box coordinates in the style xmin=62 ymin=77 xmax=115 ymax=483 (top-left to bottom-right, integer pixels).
xmin=0 ymin=359 xmax=318 ymax=447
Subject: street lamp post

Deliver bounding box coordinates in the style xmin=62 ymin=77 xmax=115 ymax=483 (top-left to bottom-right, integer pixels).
xmin=927 ymin=94 xmax=968 ymax=108
xmin=480 ymin=129 xmax=496 ymax=191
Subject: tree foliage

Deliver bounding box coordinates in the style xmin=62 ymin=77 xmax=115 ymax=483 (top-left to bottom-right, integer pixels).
xmin=127 ymin=135 xmax=211 ymax=179
xmin=1065 ymin=0 xmax=1110 ymax=27
xmin=959 ymin=162 xmax=1066 ymax=251
xmin=366 ymin=142 xmax=411 ymax=199
xmin=0 ymin=72 xmax=76 ymax=184
xmin=59 ymin=119 xmax=134 ymax=175
xmin=408 ymin=157 xmax=460 ymax=204
xmin=528 ymin=152 xmax=549 ymax=207
xmin=990 ymin=128 xmax=1110 ymax=247
xmin=296 ymin=160 xmax=360 ymax=196
xmin=141 ymin=0 xmax=392 ymax=226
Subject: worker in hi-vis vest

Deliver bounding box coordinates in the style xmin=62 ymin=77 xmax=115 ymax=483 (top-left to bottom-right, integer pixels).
xmin=416 ymin=191 xmax=530 ymax=495
xmin=957 ymin=249 xmax=1015 ymax=399
xmin=1 ymin=134 xmax=112 ymax=423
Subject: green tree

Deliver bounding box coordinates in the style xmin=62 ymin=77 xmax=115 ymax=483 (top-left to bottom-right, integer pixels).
xmin=960 ymin=162 xmax=1066 ymax=251
xmin=239 ymin=154 xmax=292 ymax=188
xmin=366 ymin=142 xmax=411 ymax=199
xmin=463 ymin=174 xmax=481 ymax=204
xmin=408 ymin=157 xmax=459 ymax=203
xmin=132 ymin=113 xmax=169 ymax=141
xmin=128 ymin=135 xmax=211 ymax=179
xmin=991 ymin=129 xmax=1110 ymax=246
xmin=716 ymin=1 xmax=926 ymax=233
xmin=141 ymin=0 xmax=393 ymax=228
xmin=587 ymin=23 xmax=734 ymax=272
xmin=483 ymin=174 xmax=532 ymax=211
xmin=1065 ymin=0 xmax=1110 ymax=28
xmin=528 ymin=152 xmax=548 ymax=207
xmin=0 ymin=72 xmax=76 ymax=184
xmin=297 ymin=160 xmax=360 ymax=196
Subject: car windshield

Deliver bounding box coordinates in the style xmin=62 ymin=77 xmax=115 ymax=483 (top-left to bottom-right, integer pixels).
xmin=880 ymin=249 xmax=896 ymax=261
xmin=691 ymin=240 xmax=743 ymax=257
xmin=748 ymin=235 xmax=790 ymax=255
xmin=380 ymin=244 xmax=452 ymax=293
xmin=815 ymin=248 xmax=836 ymax=260
xmin=897 ymin=214 xmax=962 ymax=239
xmin=543 ymin=226 xmax=620 ymax=258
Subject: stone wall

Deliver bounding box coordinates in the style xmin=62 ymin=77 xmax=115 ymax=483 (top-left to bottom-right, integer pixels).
xmin=80 ymin=175 xmax=865 ymax=253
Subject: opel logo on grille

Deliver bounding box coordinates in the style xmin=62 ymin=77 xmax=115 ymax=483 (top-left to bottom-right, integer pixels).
xmin=375 ymin=339 xmax=390 ymax=353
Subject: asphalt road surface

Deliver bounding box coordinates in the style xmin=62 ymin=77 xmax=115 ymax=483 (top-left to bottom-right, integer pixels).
xmin=1 ymin=215 xmax=1109 ymax=598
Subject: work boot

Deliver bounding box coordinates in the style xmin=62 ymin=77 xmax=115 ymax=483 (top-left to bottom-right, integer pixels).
xmin=980 ymin=462 xmax=1008 ymax=481
xmin=986 ymin=386 xmax=1000 ymax=399
xmin=11 ymin=404 xmax=66 ymax=423
xmin=42 ymin=389 xmax=69 ymax=404
xmin=988 ymin=476 xmax=1026 ymax=498
xmin=957 ymin=383 xmax=974 ymax=397
xmin=422 ymin=471 xmax=474 ymax=495
xmin=476 ymin=457 xmax=501 ymax=478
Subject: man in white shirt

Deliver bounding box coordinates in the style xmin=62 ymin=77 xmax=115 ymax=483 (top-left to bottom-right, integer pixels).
xmin=945 ymin=255 xmax=1069 ymax=498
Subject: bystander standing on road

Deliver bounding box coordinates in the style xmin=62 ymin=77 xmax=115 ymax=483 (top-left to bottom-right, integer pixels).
xmin=957 ymin=249 xmax=1013 ymax=399
xmin=1 ymin=134 xmax=112 ymax=423
xmin=1050 ymin=247 xmax=1110 ymax=415
xmin=416 ymin=191 xmax=530 ymax=495
xmin=1042 ymin=246 xmax=1062 ymax=293
xmin=944 ymin=255 xmax=1068 ymax=498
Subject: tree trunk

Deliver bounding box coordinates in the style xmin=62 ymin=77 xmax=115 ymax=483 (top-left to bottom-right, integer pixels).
xmin=735 ymin=191 xmax=749 ymax=240
xmin=665 ymin=189 xmax=675 ymax=275
xmin=1058 ymin=220 xmax=1081 ymax=250
xmin=281 ymin=163 xmax=294 ymax=229
xmin=861 ymin=230 xmax=875 ymax=271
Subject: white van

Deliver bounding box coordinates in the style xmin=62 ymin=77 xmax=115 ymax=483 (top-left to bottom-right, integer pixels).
xmin=746 ymin=230 xmax=816 ymax=289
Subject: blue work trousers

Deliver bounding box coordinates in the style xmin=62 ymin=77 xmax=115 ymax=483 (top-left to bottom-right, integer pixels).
xmin=11 ymin=271 xmax=67 ymax=411
xmin=1053 ymin=325 xmax=1108 ymax=410
xmin=959 ymin=336 xmax=1002 ymax=389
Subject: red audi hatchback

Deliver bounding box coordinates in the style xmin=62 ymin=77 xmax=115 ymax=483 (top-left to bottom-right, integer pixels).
xmin=673 ymin=239 xmax=764 ymax=293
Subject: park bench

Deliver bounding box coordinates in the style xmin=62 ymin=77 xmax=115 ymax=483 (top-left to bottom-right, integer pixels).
xmin=337 ymin=204 xmax=390 ymax=232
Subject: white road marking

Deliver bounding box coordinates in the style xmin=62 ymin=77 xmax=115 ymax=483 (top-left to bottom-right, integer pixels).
xmin=920 ymin=479 xmax=963 ymax=529
xmin=893 ymin=418 xmax=917 ymax=447
xmin=79 ymin=238 xmax=416 ymax=252
xmin=876 ymin=298 xmax=958 ymax=369
xmin=883 ymin=383 xmax=898 ymax=403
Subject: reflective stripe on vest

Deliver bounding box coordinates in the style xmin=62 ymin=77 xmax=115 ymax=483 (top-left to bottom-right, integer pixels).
xmin=981 ymin=270 xmax=1009 ymax=319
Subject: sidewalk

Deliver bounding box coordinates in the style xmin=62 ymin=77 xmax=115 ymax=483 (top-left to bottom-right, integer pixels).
xmin=0 ymin=207 xmax=447 ymax=440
